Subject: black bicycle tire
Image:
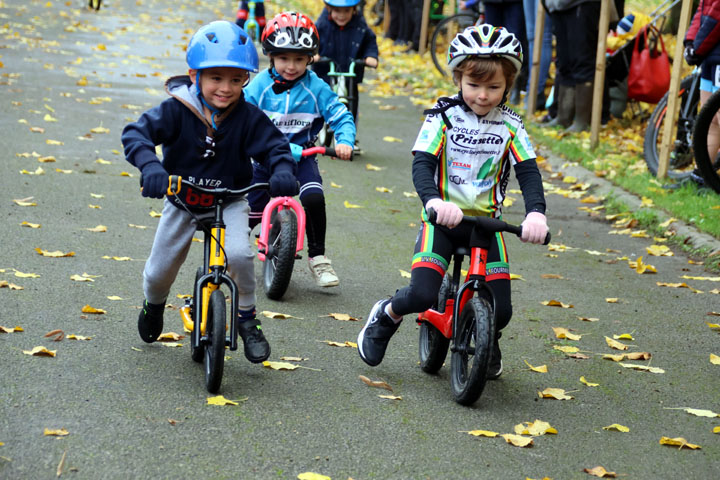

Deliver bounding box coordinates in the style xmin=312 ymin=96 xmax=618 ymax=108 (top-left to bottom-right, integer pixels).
xmin=643 ymin=75 xmax=698 ymax=179
xmin=418 ymin=273 xmax=451 ymax=374
xmin=190 ymin=266 xmax=204 ymax=363
xmin=430 ymin=13 xmax=477 ymax=77
xmin=263 ymin=208 xmax=298 ymax=300
xmin=693 ymin=89 xmax=720 ymax=193
xmin=317 ymin=124 xmax=334 ymax=148
xmin=450 ymin=296 xmax=494 ymax=406
xmin=204 ymin=289 xmax=226 ymax=393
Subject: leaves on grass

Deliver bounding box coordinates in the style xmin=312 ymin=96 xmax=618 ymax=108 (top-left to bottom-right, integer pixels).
xmin=359 ymin=375 xmax=393 ymax=392
xmin=583 ymin=466 xmax=617 ymax=477
xmin=659 ymin=436 xmax=701 ymax=450
xmin=23 ymin=346 xmax=56 ymax=357
xmin=538 ymin=388 xmax=573 ymax=400
xmin=81 ymin=305 xmax=106 ymax=314
xmin=602 ymin=424 xmax=629 ymax=432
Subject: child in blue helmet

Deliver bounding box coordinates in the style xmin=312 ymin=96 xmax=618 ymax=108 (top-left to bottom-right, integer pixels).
xmin=313 ymin=0 xmax=379 ymax=153
xmin=121 ymin=21 xmax=298 ymax=363
xmin=245 ymin=12 xmax=356 ymax=288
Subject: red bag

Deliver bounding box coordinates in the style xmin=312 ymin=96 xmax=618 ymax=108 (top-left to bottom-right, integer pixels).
xmin=627 ymin=25 xmax=671 ymax=104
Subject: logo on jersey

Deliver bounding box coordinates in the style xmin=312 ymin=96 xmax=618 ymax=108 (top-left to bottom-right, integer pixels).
xmin=451 ymin=161 xmax=471 ymax=170
xmin=450 ymin=132 xmax=503 ymax=148
xmin=448 ymin=175 xmax=467 ymax=185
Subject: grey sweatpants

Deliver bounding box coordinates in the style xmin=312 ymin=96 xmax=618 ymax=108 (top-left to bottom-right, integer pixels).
xmin=143 ymin=198 xmax=256 ymax=309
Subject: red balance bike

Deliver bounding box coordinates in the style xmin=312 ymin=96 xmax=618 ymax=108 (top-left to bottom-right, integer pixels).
xmin=417 ymin=209 xmax=550 ymax=406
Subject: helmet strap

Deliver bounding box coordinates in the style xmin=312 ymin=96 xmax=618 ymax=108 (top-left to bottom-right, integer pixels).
xmin=269 ymin=66 xmax=307 ymax=94
xmin=194 ymin=72 xmax=220 ymax=130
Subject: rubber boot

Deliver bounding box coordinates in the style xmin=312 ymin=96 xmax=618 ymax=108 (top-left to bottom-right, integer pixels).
xmin=547 ymin=84 xmax=575 ymax=128
xmin=566 ymin=82 xmax=593 ymax=133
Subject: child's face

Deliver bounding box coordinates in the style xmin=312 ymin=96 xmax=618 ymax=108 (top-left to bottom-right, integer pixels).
xmin=328 ymin=6 xmax=354 ymax=27
xmin=272 ymin=52 xmax=311 ymax=81
xmin=460 ymin=69 xmax=507 ymax=116
xmin=189 ymin=67 xmax=249 ymax=110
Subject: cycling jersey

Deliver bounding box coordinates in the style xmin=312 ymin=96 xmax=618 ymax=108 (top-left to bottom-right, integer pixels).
xmin=412 ymin=94 xmax=538 ymax=217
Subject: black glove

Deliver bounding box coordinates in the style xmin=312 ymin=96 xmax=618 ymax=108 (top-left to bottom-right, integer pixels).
xmin=684 ymin=40 xmax=702 ymax=66
xmin=269 ymin=170 xmax=299 ymax=197
xmin=140 ymin=161 xmax=169 ymax=199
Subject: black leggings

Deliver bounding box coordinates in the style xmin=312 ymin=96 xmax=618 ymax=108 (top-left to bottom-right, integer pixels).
xmin=391 ymin=219 xmax=512 ymax=332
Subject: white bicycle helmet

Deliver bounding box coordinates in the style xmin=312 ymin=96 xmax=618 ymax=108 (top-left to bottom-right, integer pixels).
xmin=447 ymin=24 xmax=523 ymax=73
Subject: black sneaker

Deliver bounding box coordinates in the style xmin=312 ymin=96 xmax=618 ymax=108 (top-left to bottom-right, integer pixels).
xmin=138 ymin=300 xmax=165 ymax=343
xmin=238 ymin=318 xmax=270 ymax=363
xmin=357 ymin=299 xmax=401 ymax=366
xmin=487 ymin=336 xmax=503 ymax=380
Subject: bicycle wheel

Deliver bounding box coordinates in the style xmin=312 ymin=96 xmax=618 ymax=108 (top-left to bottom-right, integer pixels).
xmin=693 ymin=89 xmax=720 ymax=193
xmin=317 ymin=123 xmax=334 ymax=148
xmin=430 ymin=14 xmax=477 ymax=77
xmin=263 ymin=208 xmax=298 ymax=300
xmin=450 ymin=296 xmax=494 ymax=406
xmin=643 ymin=75 xmax=699 ymax=179
xmin=204 ymin=289 xmax=226 ymax=393
xmin=190 ymin=267 xmax=204 ymax=363
xmin=418 ymin=273 xmax=451 ymax=374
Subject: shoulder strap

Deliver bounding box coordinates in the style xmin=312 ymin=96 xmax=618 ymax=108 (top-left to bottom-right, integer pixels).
xmin=423 ymin=94 xmax=465 ymax=130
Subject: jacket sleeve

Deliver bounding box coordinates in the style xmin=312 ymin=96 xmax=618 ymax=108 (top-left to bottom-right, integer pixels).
xmin=412 ymin=151 xmax=442 ymax=206
xmin=514 ymin=159 xmax=547 ymax=215
xmin=686 ymin=3 xmax=703 ymax=43
xmin=244 ymin=105 xmax=296 ymax=175
xmin=317 ymin=80 xmax=356 ymax=147
xmin=121 ymin=99 xmax=179 ymax=171
xmin=359 ymin=24 xmax=379 ymax=60
xmin=693 ymin=1 xmax=720 ymax=57
xmin=244 ymin=75 xmax=262 ymax=106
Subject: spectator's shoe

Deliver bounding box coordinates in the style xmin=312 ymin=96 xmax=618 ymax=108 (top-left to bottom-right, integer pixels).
xmin=138 ymin=300 xmax=165 ymax=343
xmin=358 ymin=299 xmax=401 ymax=366
xmin=238 ymin=318 xmax=271 ymax=363
xmin=487 ymin=335 xmax=503 ymax=380
xmin=309 ymin=255 xmax=339 ymax=287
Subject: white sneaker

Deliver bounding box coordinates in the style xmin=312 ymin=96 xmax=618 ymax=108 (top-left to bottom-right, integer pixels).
xmin=308 ymin=255 xmax=339 ymax=287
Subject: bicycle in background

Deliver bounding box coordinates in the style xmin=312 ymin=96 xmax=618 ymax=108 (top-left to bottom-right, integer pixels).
xmin=430 ymin=3 xmax=484 ymax=77
xmin=692 ymin=88 xmax=720 ymax=194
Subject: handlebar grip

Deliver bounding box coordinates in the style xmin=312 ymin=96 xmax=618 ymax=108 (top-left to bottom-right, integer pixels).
xmin=427 ymin=207 xmax=438 ymax=224
xmin=167 ymin=175 xmax=181 ymax=196
xmin=543 ymin=231 xmax=552 ymax=245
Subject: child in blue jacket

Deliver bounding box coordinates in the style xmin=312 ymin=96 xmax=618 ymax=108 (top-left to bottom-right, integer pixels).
xmin=313 ymin=0 xmax=378 ymax=152
xmin=245 ymin=11 xmax=356 ymax=288
xmin=121 ymin=21 xmax=298 ymax=363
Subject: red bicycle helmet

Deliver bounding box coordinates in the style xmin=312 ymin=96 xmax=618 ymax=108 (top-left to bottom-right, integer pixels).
xmin=261 ymin=11 xmax=319 ymax=56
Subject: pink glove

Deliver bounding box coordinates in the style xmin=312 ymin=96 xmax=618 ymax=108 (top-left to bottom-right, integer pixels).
xmin=426 ymin=198 xmax=463 ymax=228
xmin=521 ymin=212 xmax=548 ymax=244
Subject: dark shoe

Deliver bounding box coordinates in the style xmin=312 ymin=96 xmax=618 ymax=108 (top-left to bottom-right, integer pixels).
xmin=238 ymin=318 xmax=270 ymax=363
xmin=357 ymin=299 xmax=401 ymax=366
xmin=138 ymin=300 xmax=165 ymax=343
xmin=487 ymin=335 xmax=502 ymax=380
xmin=551 ymin=84 xmax=575 ymax=128
xmin=566 ymin=82 xmax=593 ymax=133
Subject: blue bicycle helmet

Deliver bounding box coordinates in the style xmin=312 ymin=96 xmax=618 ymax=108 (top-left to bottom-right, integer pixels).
xmin=323 ymin=0 xmax=361 ymax=7
xmin=186 ymin=21 xmax=259 ymax=73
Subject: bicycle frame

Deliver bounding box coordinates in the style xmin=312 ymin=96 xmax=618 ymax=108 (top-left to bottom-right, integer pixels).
xmin=257 ymin=196 xmax=306 ymax=261
xmin=245 ymin=1 xmax=259 ymax=41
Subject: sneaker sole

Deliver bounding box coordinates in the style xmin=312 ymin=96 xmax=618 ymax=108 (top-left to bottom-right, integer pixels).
xmin=357 ymin=300 xmax=385 ymax=366
xmin=317 ymin=279 xmax=339 ymax=287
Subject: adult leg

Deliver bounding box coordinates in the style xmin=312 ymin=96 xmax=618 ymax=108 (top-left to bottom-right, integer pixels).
xmin=565 ymin=2 xmax=600 ymax=132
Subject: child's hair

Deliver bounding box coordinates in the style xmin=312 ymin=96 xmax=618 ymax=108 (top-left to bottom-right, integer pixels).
xmin=452 ymin=56 xmax=517 ymax=90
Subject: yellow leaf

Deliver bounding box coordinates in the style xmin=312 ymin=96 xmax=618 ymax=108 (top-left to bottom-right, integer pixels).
xmin=81 ymin=305 xmax=106 ymax=314
xmin=70 ymin=274 xmax=94 ymax=282
xmin=583 ymin=466 xmax=617 ymax=478
xmin=67 ymin=334 xmax=91 ymax=340
xmin=35 ymin=248 xmax=75 ymax=257
xmin=713 ymin=426 xmax=720 ymax=434
xmin=46 ymin=139 xmax=64 ymax=145
xmin=562 ymin=176 xmax=577 ymax=183
xmin=38 ymin=156 xmax=56 ymax=163
xmin=580 ymin=376 xmax=599 ymax=387
xmin=399 ymin=269 xmax=411 ymax=278
xmin=88 ymin=204 xmax=102 ymax=209
xmin=262 ymin=361 xmax=299 ymax=370
xmin=603 ymin=353 xmax=625 ymax=362
xmin=681 ymin=275 xmax=720 ymax=281
xmin=43 ymin=113 xmax=57 ymax=122
xmin=261 ymin=311 xmax=301 ymax=319
xmin=43 ymin=428 xmax=69 ymax=437
xmin=605 ymin=336 xmax=629 ymax=350
xmin=382 ymin=136 xmax=403 ymax=143
xmin=541 ymin=273 xmax=563 ymax=279
xmin=23 ymin=346 xmax=56 ymax=357
xmin=21 ymin=221 xmax=41 ymax=228
xmin=149 ymin=210 xmax=162 ymax=218
xmin=206 ymin=395 xmax=239 ymax=406
xmin=646 ymin=244 xmax=673 ymax=256
xmin=90 ymin=126 xmax=110 ymax=134
xmin=95 ymin=159 xmax=112 ymax=165
xmin=0 ymin=325 xmax=24 ymax=333
xmin=102 ymin=256 xmax=132 ymax=261
xmin=618 ymin=362 xmax=665 ymax=373
xmin=359 ymin=375 xmax=393 ymax=392
xmin=343 ymin=200 xmax=363 ymax=208
xmin=613 ymin=333 xmax=634 ymax=341
xmin=676 ymin=407 xmax=719 ymax=418
xmin=280 ymin=356 xmax=305 ymax=362
xmin=365 ymin=163 xmax=384 ymax=171
xmin=552 ymin=327 xmax=581 ymax=341
xmin=322 ymin=313 xmax=359 ymax=321
xmin=297 ymin=473 xmax=331 ymax=480
xmin=602 ymin=424 xmax=629 ymax=432
xmin=628 ymin=256 xmax=657 ymax=274
xmin=524 ymin=359 xmax=547 ymax=373
xmin=538 ymin=387 xmax=573 ymax=400
xmin=605 ymin=297 xmax=619 ymax=303
xmin=553 ymin=345 xmax=579 ymax=353
xmin=20 ymin=166 xmax=45 ymax=175
xmin=500 ymin=434 xmax=534 ymax=447
xmin=514 ymin=420 xmax=557 ymax=436
xmin=375 ymin=186 xmax=393 ymax=193
xmin=463 ymin=429 xmax=499 ymax=438
xmin=403 ymin=191 xmax=418 ymax=197
xmin=541 ymin=299 xmax=574 ymax=308
xmin=0 ymin=281 xmax=24 ymax=290
xmin=330 ymin=181 xmax=342 ymax=188
xmin=625 ymin=352 xmax=652 ymax=360
xmin=659 ymin=436 xmax=701 ymax=450
xmin=56 ymin=169 xmax=72 ymax=174
xmin=378 ymin=394 xmax=402 ymax=400
xmin=120 ymin=172 xmax=135 ymax=177
xmin=13 ymin=198 xmax=37 ymax=207
xmin=86 ymin=225 xmax=107 ymax=232
xmin=711 ymin=354 xmax=720 ymax=365
xmin=106 ymin=296 xmax=123 ymax=301
xmin=14 ymin=270 xmax=40 ymax=278
xmin=128 ymin=224 xmax=148 ymax=229
xmin=77 ymin=76 xmax=88 ymax=86
xmin=510 ymin=273 xmax=524 ymax=281
xmin=161 ymin=342 xmax=183 ymax=348
xmin=321 ymin=340 xmax=356 ymax=348
xmin=157 ymin=332 xmax=185 ymax=342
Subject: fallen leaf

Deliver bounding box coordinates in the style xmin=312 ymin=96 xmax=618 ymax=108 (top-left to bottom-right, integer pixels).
xmin=580 ymin=376 xmax=599 ymax=387
xmin=57 ymin=448 xmax=67 ymax=477
xmin=70 ymin=274 xmax=94 ymax=282
xmin=605 ymin=336 xmax=629 ymax=351
xmin=343 ymin=200 xmax=363 ymax=208
xmin=262 ymin=361 xmax=299 ymax=370
xmin=647 ymin=245 xmax=673 ymax=256
xmin=552 ymin=327 xmax=581 ymax=341
xmin=107 ymin=296 xmax=123 ymax=301
xmin=365 ymin=163 xmax=384 ymax=171
xmin=538 ymin=387 xmax=573 ymax=400
xmin=298 ymin=472 xmax=331 ymax=480
xmin=13 ymin=198 xmax=37 ymax=207
xmin=524 ymin=359 xmax=548 ymax=373
xmin=618 ymin=362 xmax=665 ymax=373
xmin=613 ymin=333 xmax=634 ymax=341
xmin=399 ymin=269 xmax=411 ymax=278
xmin=541 ymin=274 xmax=564 ymax=279
xmin=659 ymin=436 xmax=701 ymax=450
xmin=206 ymin=395 xmax=239 ymax=406
xmin=602 ymin=424 xmax=629 ymax=432
xmin=665 ymin=407 xmax=720 ymax=418
xmin=605 ymin=298 xmax=619 ymax=303
xmin=330 ymin=181 xmax=342 ymax=188
xmin=23 ymin=346 xmax=56 ymax=357
xmin=321 ymin=340 xmax=357 ymax=348
xmin=378 ymin=394 xmax=402 ymax=400
xmin=21 ymin=221 xmax=41 ymax=228
xmin=542 ymin=300 xmax=574 ymax=308
xmin=359 ymin=375 xmax=393 ymax=392
xmin=500 ymin=434 xmax=533 ymax=447
xmin=44 ymin=329 xmax=64 ymax=341
xmin=382 ymin=136 xmax=403 ymax=143
xmin=43 ymin=428 xmax=69 ymax=437
xmin=85 ymin=225 xmax=107 ymax=232
xmin=322 ymin=312 xmax=359 ymax=321
xmin=81 ymin=305 xmax=106 ymax=314
xmin=35 ymin=248 xmax=75 ymax=258
xmin=0 ymin=325 xmax=24 ymax=333
xmin=578 ymin=316 xmax=599 ymax=322
xmin=67 ymin=335 xmax=91 ymax=340
xmin=375 ymin=186 xmax=393 ymax=193
xmin=583 ymin=466 xmax=617 ymax=478
xmin=681 ymin=275 xmax=720 ymax=281
xmin=157 ymin=332 xmax=185 ymax=342
xmin=462 ymin=430 xmax=499 ymax=438
xmin=553 ymin=345 xmax=579 ymax=353
xmin=261 ymin=311 xmax=302 ymax=319
xmin=90 ymin=126 xmax=110 ymax=134
xmin=102 ymin=256 xmax=132 ymax=261
xmin=280 ymin=356 xmax=306 ymax=362
xmin=514 ymin=420 xmax=557 ymax=436
xmin=711 ymin=354 xmax=720 ymax=365
xmin=628 ymin=256 xmax=657 ymax=274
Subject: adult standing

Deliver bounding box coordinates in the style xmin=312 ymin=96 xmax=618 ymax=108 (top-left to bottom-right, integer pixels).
xmin=523 ymin=0 xmax=552 ymax=110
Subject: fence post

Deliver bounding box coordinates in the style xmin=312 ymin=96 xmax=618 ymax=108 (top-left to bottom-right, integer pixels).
xmin=590 ymin=0 xmax=611 ymax=148
xmin=419 ymin=0 xmax=432 ymax=55
xmin=658 ymin=0 xmax=693 ymax=178
xmin=526 ymin=0 xmax=546 ymax=120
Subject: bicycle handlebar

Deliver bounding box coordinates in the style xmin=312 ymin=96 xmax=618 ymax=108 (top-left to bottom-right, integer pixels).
xmin=166 ymin=176 xmax=269 ymax=197
xmin=302 ymin=145 xmax=353 ymax=161
xmin=426 ymin=208 xmax=551 ymax=245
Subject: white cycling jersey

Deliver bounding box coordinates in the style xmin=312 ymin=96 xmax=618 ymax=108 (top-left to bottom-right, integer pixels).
xmin=412 ymin=97 xmax=536 ymax=217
